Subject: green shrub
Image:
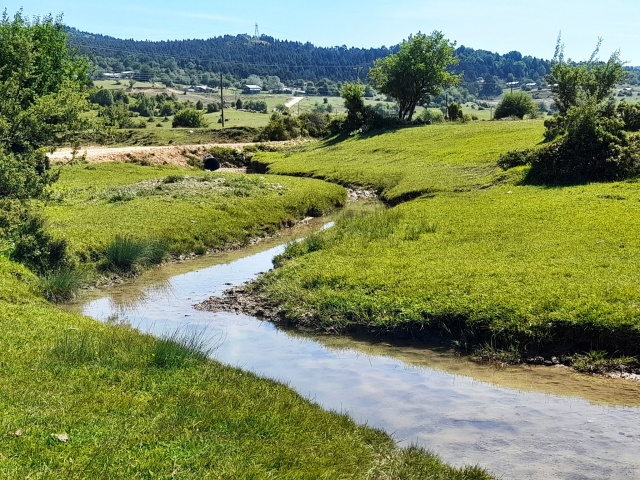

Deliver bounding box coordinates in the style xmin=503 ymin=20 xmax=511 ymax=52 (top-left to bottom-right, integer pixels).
xmin=299 ymin=112 xmax=330 ymax=137
xmin=328 ymin=116 xmax=347 ymax=135
xmin=260 ymin=113 xmax=301 ymax=141
xmin=494 ymin=92 xmax=537 ymax=119
xmin=617 ymin=102 xmax=640 ymax=131
xmin=244 ymin=99 xmax=268 ymax=113
xmin=207 ymin=146 xmax=248 ymax=167
xmin=417 ymin=109 xmax=445 ymax=124
xmin=526 ymin=103 xmax=640 ymax=184
xmin=447 ymin=102 xmax=463 ymax=121
xmin=172 ymin=108 xmax=207 ymax=128
xmin=0 ymin=202 xmax=68 ymax=274
xmin=497 ymin=148 xmax=538 ymax=170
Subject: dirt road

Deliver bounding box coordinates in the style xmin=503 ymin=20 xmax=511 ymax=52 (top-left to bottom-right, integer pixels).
xmin=48 ymin=142 xmax=263 ymax=167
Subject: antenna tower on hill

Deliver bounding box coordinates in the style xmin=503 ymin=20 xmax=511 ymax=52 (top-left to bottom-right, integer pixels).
xmin=254 ymin=23 xmax=260 ymax=39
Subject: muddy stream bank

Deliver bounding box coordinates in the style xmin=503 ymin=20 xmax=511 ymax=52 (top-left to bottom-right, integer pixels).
xmin=63 ymin=211 xmax=640 ymax=480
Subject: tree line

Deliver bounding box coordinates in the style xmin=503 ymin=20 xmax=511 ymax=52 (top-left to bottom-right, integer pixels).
xmin=67 ymin=28 xmax=551 ymax=90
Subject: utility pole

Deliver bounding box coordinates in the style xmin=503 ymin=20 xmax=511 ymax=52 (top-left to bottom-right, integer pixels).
xmin=353 ymin=66 xmax=364 ymax=83
xmin=220 ymin=72 xmax=225 ymax=129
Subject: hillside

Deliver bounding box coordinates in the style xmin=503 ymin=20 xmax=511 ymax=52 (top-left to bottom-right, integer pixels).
xmin=67 ymin=28 xmax=552 ymax=90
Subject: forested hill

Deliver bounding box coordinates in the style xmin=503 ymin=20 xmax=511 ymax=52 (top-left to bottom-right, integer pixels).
xmin=67 ymin=28 xmax=551 ymax=88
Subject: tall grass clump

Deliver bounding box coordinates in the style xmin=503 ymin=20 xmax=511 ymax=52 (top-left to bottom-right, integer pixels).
xmin=39 ymin=266 xmax=86 ymax=303
xmin=151 ymin=329 xmax=217 ymax=369
xmin=50 ymin=330 xmax=100 ymax=366
xmin=101 ymin=236 xmax=169 ymax=273
xmin=335 ymin=208 xmax=401 ymax=241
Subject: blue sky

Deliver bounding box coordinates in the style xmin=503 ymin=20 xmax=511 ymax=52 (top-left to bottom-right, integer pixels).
xmin=4 ymin=0 xmax=640 ymax=64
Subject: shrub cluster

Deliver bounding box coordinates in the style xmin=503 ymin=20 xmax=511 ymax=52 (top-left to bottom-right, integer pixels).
xmin=494 ymin=92 xmax=537 ymax=120
xmin=260 ymin=112 xmax=335 ymax=140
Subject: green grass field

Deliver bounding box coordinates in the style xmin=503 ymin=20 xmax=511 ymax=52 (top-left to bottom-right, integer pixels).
xmin=255 ymin=120 xmax=545 ymax=203
xmin=44 ymin=163 xmax=347 ymax=264
xmin=250 ymin=120 xmax=640 ymax=364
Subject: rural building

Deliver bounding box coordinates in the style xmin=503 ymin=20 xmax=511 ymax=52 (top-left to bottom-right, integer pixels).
xmin=243 ymin=84 xmax=262 ymax=94
xmin=195 ymin=85 xmax=217 ymax=93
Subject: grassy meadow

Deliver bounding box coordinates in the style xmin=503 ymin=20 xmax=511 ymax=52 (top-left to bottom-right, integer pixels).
xmin=255 ymin=120 xmax=545 ymax=203
xmin=44 ymin=162 xmax=347 ymax=265
xmin=251 ymin=120 xmax=640 ymax=364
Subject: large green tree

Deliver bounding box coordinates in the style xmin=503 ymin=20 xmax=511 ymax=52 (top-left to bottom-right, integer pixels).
xmin=369 ymin=31 xmax=459 ymax=121
xmin=0 ymin=10 xmax=90 ymax=154
xmin=0 ymin=10 xmax=90 ymax=272
xmin=340 ymin=82 xmax=365 ymax=129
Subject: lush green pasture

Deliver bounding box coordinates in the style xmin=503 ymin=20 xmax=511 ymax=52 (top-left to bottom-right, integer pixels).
xmin=44 ymin=163 xmax=346 ymax=262
xmin=0 ymin=258 xmax=489 ymax=479
xmin=251 ymin=120 xmax=640 ymax=361
xmin=254 ymin=120 xmax=545 ymax=203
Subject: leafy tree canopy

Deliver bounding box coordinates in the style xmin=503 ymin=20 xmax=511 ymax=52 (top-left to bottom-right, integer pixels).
xmin=172 ymin=108 xmax=207 ymax=128
xmin=369 ymin=31 xmax=460 ymax=121
xmin=547 ymin=36 xmax=625 ymax=116
xmin=0 ymin=10 xmax=90 ymax=272
xmin=0 ymin=10 xmax=90 ymax=155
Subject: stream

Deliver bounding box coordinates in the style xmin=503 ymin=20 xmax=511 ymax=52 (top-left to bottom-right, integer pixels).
xmin=65 ymin=215 xmax=640 ymax=480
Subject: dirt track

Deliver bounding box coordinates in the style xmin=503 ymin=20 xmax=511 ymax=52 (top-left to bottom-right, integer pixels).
xmin=48 ymin=142 xmax=264 ymax=167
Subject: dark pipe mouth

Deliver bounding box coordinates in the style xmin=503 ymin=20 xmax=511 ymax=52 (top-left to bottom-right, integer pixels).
xmin=203 ymin=156 xmax=221 ymax=171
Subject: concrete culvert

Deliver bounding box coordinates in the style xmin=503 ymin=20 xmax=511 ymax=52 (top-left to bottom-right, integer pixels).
xmin=203 ymin=156 xmax=220 ymax=171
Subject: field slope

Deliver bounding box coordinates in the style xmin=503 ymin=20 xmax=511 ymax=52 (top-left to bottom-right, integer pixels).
xmin=251 ymin=121 xmax=640 ymax=366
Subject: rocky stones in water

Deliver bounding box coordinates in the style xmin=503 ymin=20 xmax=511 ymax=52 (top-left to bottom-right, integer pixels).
xmin=194 ymin=285 xmax=283 ymax=321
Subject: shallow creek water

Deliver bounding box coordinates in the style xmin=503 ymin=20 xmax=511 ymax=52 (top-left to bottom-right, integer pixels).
xmin=64 ymin=217 xmax=640 ymax=480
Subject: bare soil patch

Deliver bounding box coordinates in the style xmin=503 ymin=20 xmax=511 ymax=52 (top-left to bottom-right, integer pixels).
xmin=49 ymin=143 xmax=262 ymax=167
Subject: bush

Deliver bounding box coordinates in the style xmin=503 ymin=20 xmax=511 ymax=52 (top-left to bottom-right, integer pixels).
xmin=172 ymin=108 xmax=207 ymax=128
xmin=244 ymin=99 xmax=268 ymax=113
xmin=525 ymin=104 xmax=640 ymax=184
xmin=260 ymin=113 xmax=301 ymax=141
xmin=497 ymin=148 xmax=538 ymax=170
xmin=88 ymin=88 xmax=114 ymax=107
xmin=447 ymin=102 xmax=463 ymax=121
xmin=0 ymin=201 xmax=68 ymax=274
xmin=417 ymin=109 xmax=445 ymax=124
xmin=299 ymin=112 xmax=330 ymax=137
xmin=328 ymin=116 xmax=346 ymax=135
xmin=494 ymin=92 xmax=537 ymax=120
xmin=617 ymin=102 xmax=640 ymax=131
xmin=207 ymin=146 xmax=249 ymax=167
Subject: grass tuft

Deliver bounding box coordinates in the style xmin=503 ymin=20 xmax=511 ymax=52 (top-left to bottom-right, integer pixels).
xmin=101 ymin=236 xmax=169 ymax=273
xmin=50 ymin=329 xmax=100 ymax=365
xmin=151 ymin=329 xmax=217 ymax=369
xmin=40 ymin=266 xmax=86 ymax=303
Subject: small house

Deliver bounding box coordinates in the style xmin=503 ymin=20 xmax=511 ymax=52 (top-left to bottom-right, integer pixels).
xmin=243 ymin=85 xmax=262 ymax=94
